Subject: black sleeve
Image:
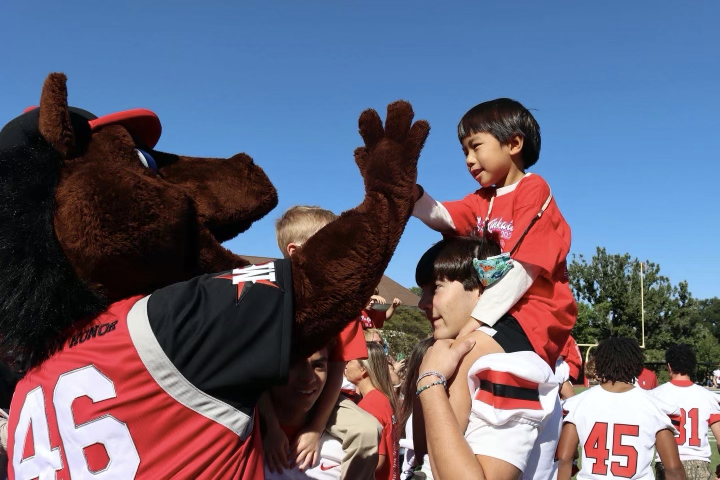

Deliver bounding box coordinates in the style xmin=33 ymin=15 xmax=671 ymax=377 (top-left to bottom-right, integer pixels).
xmin=146 ymin=259 xmax=293 ymax=413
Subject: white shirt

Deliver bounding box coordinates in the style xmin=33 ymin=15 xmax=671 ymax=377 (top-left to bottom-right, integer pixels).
xmin=650 ymin=380 xmax=720 ymax=462
xmin=563 ymin=385 xmax=678 ymax=479
xmin=265 ymin=432 xmax=344 ymax=479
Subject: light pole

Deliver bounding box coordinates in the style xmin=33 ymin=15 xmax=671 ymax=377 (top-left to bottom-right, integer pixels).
xmin=640 ymin=261 xmax=645 ymax=349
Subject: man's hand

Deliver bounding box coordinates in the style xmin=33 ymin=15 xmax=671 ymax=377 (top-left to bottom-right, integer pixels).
xmin=291 ymin=427 xmax=322 ymax=471
xmin=263 ymin=425 xmax=290 ymax=473
xmin=419 ymin=338 xmax=476 ymax=382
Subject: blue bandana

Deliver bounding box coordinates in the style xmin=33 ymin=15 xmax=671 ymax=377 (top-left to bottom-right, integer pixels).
xmin=473 ymin=253 xmax=514 ymax=287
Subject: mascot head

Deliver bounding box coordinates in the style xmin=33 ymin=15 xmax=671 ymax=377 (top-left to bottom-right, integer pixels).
xmin=0 ymin=73 xmax=278 ymax=367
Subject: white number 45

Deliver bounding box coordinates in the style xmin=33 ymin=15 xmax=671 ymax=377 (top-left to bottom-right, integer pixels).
xmin=13 ymin=365 xmax=140 ymax=479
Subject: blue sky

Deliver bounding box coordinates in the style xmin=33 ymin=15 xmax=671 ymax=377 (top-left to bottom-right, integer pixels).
xmin=2 ymin=1 xmax=718 ymax=299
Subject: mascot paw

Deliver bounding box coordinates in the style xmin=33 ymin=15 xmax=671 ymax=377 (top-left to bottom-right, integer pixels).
xmin=353 ymin=101 xmax=429 ymax=191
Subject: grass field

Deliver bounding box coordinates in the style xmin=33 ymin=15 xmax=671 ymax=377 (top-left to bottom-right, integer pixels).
xmin=570 ymin=386 xmax=720 ymax=477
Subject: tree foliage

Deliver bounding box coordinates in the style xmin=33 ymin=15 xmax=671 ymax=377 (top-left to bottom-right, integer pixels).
xmin=381 ymin=306 xmax=432 ymax=358
xmin=569 ymin=247 xmax=720 ymax=365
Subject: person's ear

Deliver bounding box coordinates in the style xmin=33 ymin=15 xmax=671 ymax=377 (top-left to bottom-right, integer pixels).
xmin=286 ymin=242 xmax=301 ymax=257
xmin=506 ymin=134 xmax=524 ymax=156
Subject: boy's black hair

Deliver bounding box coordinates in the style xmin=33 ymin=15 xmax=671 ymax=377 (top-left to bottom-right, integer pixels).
xmin=415 ymin=234 xmax=501 ymax=291
xmin=457 ymin=98 xmax=541 ymax=169
xmin=665 ymin=343 xmax=696 ymax=378
xmin=594 ymin=337 xmax=644 ymax=384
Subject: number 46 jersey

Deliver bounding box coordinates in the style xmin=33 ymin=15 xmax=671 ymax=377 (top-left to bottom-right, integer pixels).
xmin=563 ymin=385 xmax=679 ymax=479
xmin=649 ymin=380 xmax=720 ymax=462
xmin=8 ymin=261 xmax=294 ymax=480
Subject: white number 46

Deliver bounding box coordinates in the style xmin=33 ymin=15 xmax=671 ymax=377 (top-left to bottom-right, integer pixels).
xmin=13 ymin=365 xmax=140 ymax=479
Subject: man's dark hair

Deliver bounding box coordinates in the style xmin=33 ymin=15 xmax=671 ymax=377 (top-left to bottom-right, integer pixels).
xmin=457 ymin=98 xmax=541 ymax=169
xmin=594 ymin=337 xmax=644 ymax=384
xmin=666 ymin=343 xmax=696 ymax=378
xmin=415 ymin=234 xmax=501 ymax=291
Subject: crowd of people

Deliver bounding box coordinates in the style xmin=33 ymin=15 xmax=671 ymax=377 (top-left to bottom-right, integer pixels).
xmin=1 ymin=88 xmax=718 ymax=480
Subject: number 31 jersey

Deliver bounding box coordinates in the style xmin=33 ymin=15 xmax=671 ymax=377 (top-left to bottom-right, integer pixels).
xmin=649 ymin=380 xmax=720 ymax=462
xmin=563 ymin=385 xmax=679 ymax=479
xmin=8 ymin=261 xmax=294 ymax=480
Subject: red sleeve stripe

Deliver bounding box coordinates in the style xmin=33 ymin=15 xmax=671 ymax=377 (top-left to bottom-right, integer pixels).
xmin=475 ymin=389 xmax=543 ymax=410
xmin=475 ymin=369 xmax=541 ymax=391
xmin=668 ymin=413 xmax=681 ymax=426
xmin=709 ymin=414 xmax=720 ymax=426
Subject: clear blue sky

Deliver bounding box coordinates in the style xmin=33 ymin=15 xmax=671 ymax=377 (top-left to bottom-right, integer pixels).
xmin=2 ymin=1 xmax=718 ymax=299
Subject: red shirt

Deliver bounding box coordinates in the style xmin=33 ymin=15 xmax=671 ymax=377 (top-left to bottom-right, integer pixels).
xmin=637 ymin=368 xmax=658 ymax=390
xmin=443 ymin=174 xmax=577 ymax=366
xmin=9 ymin=261 xmax=294 ymax=480
xmin=358 ymin=390 xmax=395 ymax=480
xmin=331 ymin=321 xmax=368 ymax=362
xmin=560 ymin=335 xmax=582 ymax=381
xmin=359 ymin=308 xmax=386 ymax=329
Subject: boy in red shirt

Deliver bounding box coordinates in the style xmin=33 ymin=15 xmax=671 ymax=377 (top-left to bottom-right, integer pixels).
xmin=358 ymin=288 xmax=401 ymax=330
xmin=412 ymin=98 xmax=576 ymax=367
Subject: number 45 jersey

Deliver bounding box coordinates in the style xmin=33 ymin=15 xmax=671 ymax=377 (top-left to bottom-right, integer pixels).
xmin=649 ymin=380 xmax=720 ymax=462
xmin=8 ymin=261 xmax=294 ymax=480
xmin=563 ymin=385 xmax=679 ymax=479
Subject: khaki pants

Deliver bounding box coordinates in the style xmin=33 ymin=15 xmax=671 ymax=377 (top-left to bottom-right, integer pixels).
xmin=326 ymin=396 xmax=382 ymax=480
xmin=656 ymin=460 xmax=711 ymax=480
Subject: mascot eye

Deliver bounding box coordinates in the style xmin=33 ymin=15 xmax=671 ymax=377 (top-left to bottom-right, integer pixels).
xmin=135 ymin=149 xmax=158 ymax=172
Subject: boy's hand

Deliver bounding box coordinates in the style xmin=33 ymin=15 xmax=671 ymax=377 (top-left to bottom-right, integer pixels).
xmin=392 ymin=297 xmax=402 ymax=307
xmin=263 ymin=425 xmax=290 ymax=473
xmin=371 ymin=294 xmax=386 ymax=305
xmin=291 ymin=427 xmax=322 ymax=471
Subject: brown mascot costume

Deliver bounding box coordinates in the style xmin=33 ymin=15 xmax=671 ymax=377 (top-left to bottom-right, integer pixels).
xmin=0 ymin=73 xmax=429 ymax=479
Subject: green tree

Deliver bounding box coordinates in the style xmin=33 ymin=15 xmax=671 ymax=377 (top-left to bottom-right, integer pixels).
xmin=382 ymin=305 xmax=432 ymax=358
xmin=569 ymin=247 xmax=719 ymax=365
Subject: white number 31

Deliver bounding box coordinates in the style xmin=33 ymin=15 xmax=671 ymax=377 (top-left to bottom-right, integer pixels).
xmin=13 ymin=365 xmax=140 ymax=479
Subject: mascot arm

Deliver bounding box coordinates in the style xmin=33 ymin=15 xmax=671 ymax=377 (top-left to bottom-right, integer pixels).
xmin=289 ymin=101 xmax=429 ymax=359
xmin=144 ymin=259 xmax=293 ymax=411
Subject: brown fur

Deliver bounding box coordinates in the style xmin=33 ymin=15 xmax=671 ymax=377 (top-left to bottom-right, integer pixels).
xmin=3 ymin=72 xmax=429 ymax=367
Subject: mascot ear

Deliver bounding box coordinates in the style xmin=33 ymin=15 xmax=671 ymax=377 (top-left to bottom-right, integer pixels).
xmin=38 ymin=73 xmax=75 ymax=157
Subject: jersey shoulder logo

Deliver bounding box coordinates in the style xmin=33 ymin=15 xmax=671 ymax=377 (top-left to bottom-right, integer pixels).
xmin=215 ymin=262 xmax=279 ymax=303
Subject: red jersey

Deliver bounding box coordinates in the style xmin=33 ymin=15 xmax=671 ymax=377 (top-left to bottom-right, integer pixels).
xmin=443 ymin=174 xmax=576 ymax=366
xmin=8 ymin=260 xmax=294 ymax=480
xmin=560 ymin=335 xmax=582 ymax=381
xmin=637 ymin=368 xmax=658 ymax=390
xmin=331 ymin=321 xmax=368 ymax=362
xmin=358 ymin=390 xmax=396 ymax=480
xmin=359 ymin=308 xmax=385 ymax=329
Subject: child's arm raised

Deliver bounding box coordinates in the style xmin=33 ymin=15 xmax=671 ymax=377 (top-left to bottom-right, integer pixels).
xmin=289 ymin=101 xmax=429 ymax=360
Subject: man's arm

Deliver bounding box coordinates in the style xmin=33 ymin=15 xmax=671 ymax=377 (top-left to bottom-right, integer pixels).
xmin=655 ymin=428 xmax=686 ymax=480
xmin=559 ymin=381 xmax=576 ymax=400
xmin=710 ymin=421 xmax=720 ymax=455
xmin=556 ymin=423 xmax=579 ymax=480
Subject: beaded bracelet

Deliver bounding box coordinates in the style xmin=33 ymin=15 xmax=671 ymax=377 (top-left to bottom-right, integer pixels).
xmin=415 ymin=380 xmax=446 ymax=397
xmin=416 ymin=370 xmax=447 ymax=387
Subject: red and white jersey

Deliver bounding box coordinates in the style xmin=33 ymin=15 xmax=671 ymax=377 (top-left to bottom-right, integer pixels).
xmin=9 ymin=260 xmax=294 ymax=480
xmin=442 ymin=174 xmax=576 ymax=366
xmin=265 ymin=432 xmax=344 ymax=479
xmin=563 ymin=385 xmax=679 ymax=479
xmin=649 ymin=380 xmax=720 ymax=462
xmin=465 ymin=351 xmax=560 ymax=473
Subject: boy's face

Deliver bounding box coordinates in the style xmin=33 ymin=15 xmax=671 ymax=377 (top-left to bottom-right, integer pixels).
xmin=271 ymin=348 xmax=329 ymax=415
xmin=419 ymin=278 xmax=480 ymax=340
xmin=461 ymin=132 xmax=520 ymax=188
